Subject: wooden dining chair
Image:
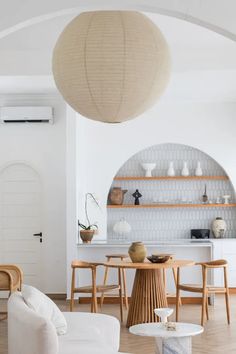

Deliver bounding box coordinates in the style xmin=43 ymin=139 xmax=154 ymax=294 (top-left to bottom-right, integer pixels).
xmin=70 ymin=260 xmax=123 ymax=321
xmin=101 ymin=254 xmax=129 ymax=309
xmin=163 ymin=267 xmax=182 ymax=305
xmin=0 ymin=264 xmax=23 ymax=320
xmin=176 ymin=259 xmax=230 ymax=326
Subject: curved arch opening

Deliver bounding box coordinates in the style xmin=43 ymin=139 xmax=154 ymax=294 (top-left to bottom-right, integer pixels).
xmin=0 ymin=3 xmax=235 ymax=42
xmin=107 ymin=142 xmax=236 ymax=242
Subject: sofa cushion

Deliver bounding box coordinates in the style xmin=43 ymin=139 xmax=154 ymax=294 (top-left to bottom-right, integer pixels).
xmin=21 ymin=284 xmax=67 ymax=335
xmin=59 ymin=340 xmax=119 ymax=354
xmin=61 ymin=312 xmax=120 ymax=351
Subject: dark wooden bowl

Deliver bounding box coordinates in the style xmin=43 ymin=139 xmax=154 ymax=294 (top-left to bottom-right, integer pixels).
xmin=147 ymin=254 xmax=172 ymax=263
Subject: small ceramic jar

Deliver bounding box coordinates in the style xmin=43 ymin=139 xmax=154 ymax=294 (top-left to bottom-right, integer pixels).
xmin=128 ymin=242 xmax=147 ymax=263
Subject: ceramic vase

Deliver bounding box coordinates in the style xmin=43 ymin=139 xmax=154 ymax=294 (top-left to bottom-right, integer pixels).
xmin=108 ymin=187 xmax=127 ymax=205
xmin=181 ymin=161 xmax=189 ymax=176
xmin=154 ymin=308 xmax=173 ymax=323
xmin=128 ymin=242 xmax=147 ymax=263
xmin=212 ymin=217 xmax=227 ymax=238
xmin=195 ymin=161 xmax=203 ymax=176
xmin=167 ymin=161 xmax=175 ymax=177
xmin=141 ymin=163 xmax=156 ymax=177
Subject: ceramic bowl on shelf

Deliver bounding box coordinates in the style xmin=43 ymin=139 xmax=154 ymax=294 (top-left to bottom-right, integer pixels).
xmin=141 ymin=163 xmax=156 ymax=177
xmin=147 ymin=254 xmax=172 ymax=263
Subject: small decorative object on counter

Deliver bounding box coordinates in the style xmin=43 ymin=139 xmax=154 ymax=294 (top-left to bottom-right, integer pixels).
xmin=128 ymin=241 xmax=147 ymax=263
xmin=78 ymin=193 xmax=100 ymax=243
xmin=141 ymin=163 xmax=156 ymax=177
xmin=216 ymin=196 xmax=221 ymax=204
xmin=212 ymin=217 xmax=227 ymax=238
xmin=113 ymin=218 xmax=131 ymax=240
xmin=164 ymin=322 xmax=177 ymax=331
xmin=108 ymin=187 xmax=127 ymax=205
xmin=202 ymin=184 xmax=208 ymax=204
xmin=167 ymin=161 xmax=175 ymax=177
xmin=195 ymin=161 xmax=203 ymax=176
xmin=191 ymin=229 xmax=210 ymax=239
xmin=132 ymin=189 xmax=142 ymax=205
xmin=181 ymin=161 xmax=189 ymax=176
xmin=222 ymin=195 xmax=231 ymax=204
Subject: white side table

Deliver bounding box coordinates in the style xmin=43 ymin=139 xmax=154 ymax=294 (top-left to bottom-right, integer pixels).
xmin=129 ymin=322 xmax=203 ymax=354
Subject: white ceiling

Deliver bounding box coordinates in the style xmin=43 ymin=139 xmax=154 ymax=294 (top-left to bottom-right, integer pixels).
xmin=0 ymin=11 xmax=235 ymax=102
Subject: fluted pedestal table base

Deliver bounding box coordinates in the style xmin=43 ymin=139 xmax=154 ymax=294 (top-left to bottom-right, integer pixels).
xmin=127 ymin=269 xmax=167 ymax=327
xmin=130 ymin=323 xmax=203 ymax=354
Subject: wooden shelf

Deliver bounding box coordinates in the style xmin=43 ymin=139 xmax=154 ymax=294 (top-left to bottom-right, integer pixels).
xmin=107 ymin=203 xmax=236 ymax=209
xmin=113 ymin=176 xmax=229 ymax=181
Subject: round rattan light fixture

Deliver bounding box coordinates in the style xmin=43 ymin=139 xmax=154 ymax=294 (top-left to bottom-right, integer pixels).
xmin=52 ymin=11 xmax=170 ymax=123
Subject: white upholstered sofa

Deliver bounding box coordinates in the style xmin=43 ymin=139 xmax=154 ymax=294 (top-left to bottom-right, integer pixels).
xmin=8 ymin=288 xmax=129 ymax=354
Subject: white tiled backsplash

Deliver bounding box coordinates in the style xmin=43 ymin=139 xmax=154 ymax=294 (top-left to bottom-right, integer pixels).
xmin=107 ymin=144 xmax=236 ymax=241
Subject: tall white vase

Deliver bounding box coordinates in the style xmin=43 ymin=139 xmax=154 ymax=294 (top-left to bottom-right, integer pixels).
xmin=212 ymin=217 xmax=227 ymax=238
xmin=167 ymin=161 xmax=175 ymax=177
xmin=181 ymin=161 xmax=189 ymax=176
xmin=195 ymin=161 xmax=203 ymax=176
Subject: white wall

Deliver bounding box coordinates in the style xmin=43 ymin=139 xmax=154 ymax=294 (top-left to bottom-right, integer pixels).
xmin=0 ymin=94 xmax=67 ymax=293
xmin=76 ymin=101 xmax=236 ymax=240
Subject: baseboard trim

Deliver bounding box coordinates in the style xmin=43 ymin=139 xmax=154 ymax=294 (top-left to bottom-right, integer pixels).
xmin=46 ymin=294 xmax=67 ymax=300
xmin=47 ymin=288 xmax=236 ymax=301
xmin=229 ymin=288 xmax=236 ymax=294
xmin=78 ymin=296 xmax=202 ymax=305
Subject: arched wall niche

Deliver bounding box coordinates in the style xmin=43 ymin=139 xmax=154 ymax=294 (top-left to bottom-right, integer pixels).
xmin=0 ymin=1 xmax=236 ymax=41
xmin=107 ymin=143 xmax=236 ymax=242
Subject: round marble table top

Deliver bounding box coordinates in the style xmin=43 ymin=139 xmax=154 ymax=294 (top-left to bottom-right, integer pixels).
xmin=129 ymin=322 xmax=204 ymax=338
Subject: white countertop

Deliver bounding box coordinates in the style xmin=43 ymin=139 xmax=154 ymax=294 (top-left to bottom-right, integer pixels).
xmin=77 ymin=239 xmax=216 ymax=248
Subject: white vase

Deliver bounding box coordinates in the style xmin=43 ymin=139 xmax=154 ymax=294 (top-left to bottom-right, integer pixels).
xmin=195 ymin=161 xmax=203 ymax=176
xmin=113 ymin=218 xmax=131 ymax=235
xmin=181 ymin=161 xmax=189 ymax=176
xmin=212 ymin=217 xmax=227 ymax=238
xmin=167 ymin=161 xmax=175 ymax=177
xmin=154 ymin=308 xmax=173 ymax=323
xmin=141 ymin=163 xmax=156 ymax=177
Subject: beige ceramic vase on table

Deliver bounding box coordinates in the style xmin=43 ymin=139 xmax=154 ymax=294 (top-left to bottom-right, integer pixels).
xmin=128 ymin=242 xmax=147 ymax=263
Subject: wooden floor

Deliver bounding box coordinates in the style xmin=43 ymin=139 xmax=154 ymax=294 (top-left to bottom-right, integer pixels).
xmin=1 ymin=295 xmax=236 ymax=354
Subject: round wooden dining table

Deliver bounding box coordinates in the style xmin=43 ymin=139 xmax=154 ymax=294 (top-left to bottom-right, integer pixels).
xmin=103 ymin=259 xmax=195 ymax=327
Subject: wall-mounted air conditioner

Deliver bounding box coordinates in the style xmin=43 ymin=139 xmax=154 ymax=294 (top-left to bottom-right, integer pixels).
xmin=0 ymin=106 xmax=53 ymax=124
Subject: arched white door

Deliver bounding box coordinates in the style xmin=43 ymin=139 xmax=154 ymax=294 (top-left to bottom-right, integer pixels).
xmin=0 ymin=163 xmax=42 ymax=289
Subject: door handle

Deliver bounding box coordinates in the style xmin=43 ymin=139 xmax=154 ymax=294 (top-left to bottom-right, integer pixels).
xmin=33 ymin=232 xmax=43 ymax=243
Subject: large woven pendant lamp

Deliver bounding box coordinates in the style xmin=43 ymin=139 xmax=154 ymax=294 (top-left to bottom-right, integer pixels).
xmin=52 ymin=11 xmax=170 ymax=123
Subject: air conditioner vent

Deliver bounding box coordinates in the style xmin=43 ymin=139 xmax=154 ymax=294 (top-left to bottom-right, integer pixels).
xmin=0 ymin=106 xmax=53 ymax=124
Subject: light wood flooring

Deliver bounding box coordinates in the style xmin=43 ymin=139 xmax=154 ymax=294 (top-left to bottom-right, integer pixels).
xmin=1 ymin=295 xmax=236 ymax=354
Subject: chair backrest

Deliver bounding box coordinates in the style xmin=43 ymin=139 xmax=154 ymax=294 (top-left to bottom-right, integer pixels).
xmin=71 ymin=260 xmax=103 ymax=269
xmin=8 ymin=292 xmax=59 ymax=354
xmin=0 ymin=265 xmax=23 ymax=291
xmin=71 ymin=260 xmax=95 ymax=269
xmin=198 ymin=259 xmax=228 ymax=269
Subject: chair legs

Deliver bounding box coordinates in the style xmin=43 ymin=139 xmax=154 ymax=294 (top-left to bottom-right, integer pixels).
xmin=205 ymin=296 xmax=209 ymax=320
xmin=100 ymin=264 xmax=109 ymax=307
xmin=70 ymin=268 xmax=75 ymax=312
xmin=101 ymin=257 xmax=128 ymax=309
xmin=175 ymin=268 xmax=180 ymax=322
xmin=224 ymin=267 xmax=230 ymax=324
xmin=118 ymin=268 xmax=123 ymax=322
xmin=201 ymin=292 xmax=207 ymax=326
xmin=172 ymin=268 xmax=182 ymax=306
xmin=122 ymin=268 xmax=129 ymax=309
